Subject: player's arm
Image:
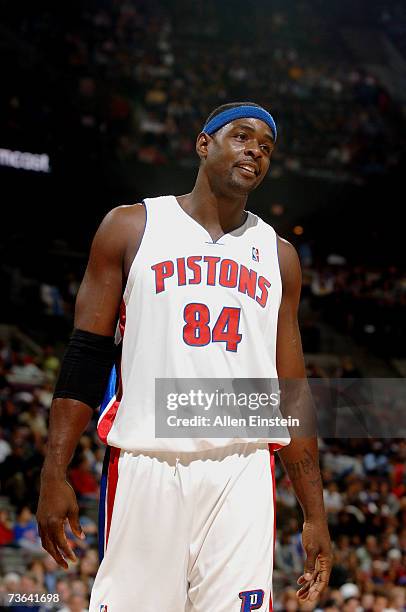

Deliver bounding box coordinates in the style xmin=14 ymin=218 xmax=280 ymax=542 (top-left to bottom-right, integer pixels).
xmin=36 ymin=204 xmax=145 ymax=569
xmin=275 ymin=236 xmax=332 ymax=602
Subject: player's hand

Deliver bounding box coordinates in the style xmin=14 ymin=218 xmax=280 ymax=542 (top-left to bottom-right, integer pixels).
xmin=296 ymin=519 xmax=333 ymax=603
xmin=36 ymin=476 xmax=85 ymax=569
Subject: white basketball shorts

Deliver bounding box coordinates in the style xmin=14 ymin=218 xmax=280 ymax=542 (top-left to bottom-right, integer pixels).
xmin=89 ymin=442 xmax=277 ymax=612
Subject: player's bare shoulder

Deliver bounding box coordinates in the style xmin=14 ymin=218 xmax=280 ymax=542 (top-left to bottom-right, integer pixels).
xmin=100 ymin=202 xmax=146 ymax=239
xmin=96 ymin=203 xmax=147 ymax=278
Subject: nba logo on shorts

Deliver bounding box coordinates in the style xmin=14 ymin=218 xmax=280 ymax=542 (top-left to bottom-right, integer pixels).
xmin=99 ymin=606 xmax=108 ymax=612
xmin=239 ymin=589 xmax=264 ymax=611
xmin=252 ymin=247 xmax=260 ymax=262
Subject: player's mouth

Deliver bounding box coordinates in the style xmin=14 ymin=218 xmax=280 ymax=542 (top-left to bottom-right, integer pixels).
xmin=234 ymin=163 xmax=259 ymax=177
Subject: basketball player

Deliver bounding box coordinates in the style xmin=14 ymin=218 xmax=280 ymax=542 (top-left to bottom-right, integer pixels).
xmin=37 ymin=102 xmax=332 ymax=611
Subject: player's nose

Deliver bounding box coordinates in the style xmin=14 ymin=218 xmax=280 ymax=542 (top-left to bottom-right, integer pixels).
xmin=244 ymin=141 xmax=262 ymax=159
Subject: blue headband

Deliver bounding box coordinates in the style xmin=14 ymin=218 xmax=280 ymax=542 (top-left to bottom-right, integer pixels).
xmin=202 ymin=105 xmax=277 ymax=142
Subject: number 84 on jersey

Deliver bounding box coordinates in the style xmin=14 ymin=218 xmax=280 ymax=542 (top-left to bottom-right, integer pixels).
xmin=183 ymin=303 xmax=242 ymax=353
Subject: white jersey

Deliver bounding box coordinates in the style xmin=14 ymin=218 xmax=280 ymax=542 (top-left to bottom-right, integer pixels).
xmin=98 ymin=195 xmax=289 ymax=452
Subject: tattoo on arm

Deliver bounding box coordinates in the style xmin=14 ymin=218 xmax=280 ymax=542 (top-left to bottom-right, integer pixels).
xmin=285 ymin=449 xmax=321 ymax=487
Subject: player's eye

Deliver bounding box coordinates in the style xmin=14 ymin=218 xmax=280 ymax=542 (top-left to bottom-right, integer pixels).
xmin=261 ymin=145 xmax=271 ymax=155
xmin=235 ymin=132 xmax=247 ymax=140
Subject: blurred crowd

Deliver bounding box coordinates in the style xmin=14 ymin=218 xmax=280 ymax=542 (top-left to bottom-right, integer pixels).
xmin=0 ymin=337 xmax=405 ymax=611
xmin=3 ymin=0 xmax=405 ymax=181
xmin=299 ymin=263 xmax=406 ymax=359
xmin=274 ymin=438 xmax=406 ymax=611
xmin=0 ymin=265 xmax=81 ymax=344
xmin=0 ymin=338 xmax=102 ymax=611
xmin=333 ymin=1 xmax=406 ymax=63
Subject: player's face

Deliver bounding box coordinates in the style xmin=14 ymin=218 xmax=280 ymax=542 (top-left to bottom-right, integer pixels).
xmin=202 ymin=118 xmax=275 ymax=194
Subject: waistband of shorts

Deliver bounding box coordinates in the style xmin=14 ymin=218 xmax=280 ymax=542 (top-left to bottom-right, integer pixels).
xmin=118 ymin=441 xmax=271 ymax=466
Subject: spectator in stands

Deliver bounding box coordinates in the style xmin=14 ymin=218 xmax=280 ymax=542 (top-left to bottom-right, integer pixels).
xmin=2 ymin=572 xmax=21 ymax=602
xmin=0 ymin=426 xmax=11 ymax=463
xmin=40 ymin=283 xmax=65 ymax=318
xmin=1 ymin=398 xmax=20 ymax=432
xmin=18 ymin=401 xmax=47 ymax=441
xmin=8 ymin=355 xmax=45 ymax=386
xmin=0 ymin=508 xmax=14 ymax=545
xmin=77 ymin=436 xmax=96 ymax=471
xmin=323 ymin=481 xmax=343 ymax=516
xmin=275 ymin=529 xmax=303 ymax=575
xmin=78 ymin=549 xmax=98 ymax=593
xmin=39 ymin=554 xmax=60 ymax=596
xmin=58 ymin=593 xmax=89 ymax=612
xmin=56 ymin=579 xmax=72 ymax=609
xmin=13 ymin=505 xmax=42 ymax=553
xmin=41 ymin=346 xmax=61 ymax=382
xmin=387 ymin=586 xmax=406 ymax=610
xmin=274 ymin=587 xmax=299 ymax=610
xmin=342 ymin=596 xmax=361 ymax=612
xmin=0 ymin=441 xmax=27 ymax=505
xmin=69 ymin=455 xmax=98 ymax=501
xmin=77 ymin=514 xmax=97 ymax=549
xmin=92 ymin=447 xmax=104 ymax=480
xmin=34 ymin=381 xmax=54 ymax=410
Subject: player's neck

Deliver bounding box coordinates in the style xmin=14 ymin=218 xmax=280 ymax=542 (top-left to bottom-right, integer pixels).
xmin=177 ymin=176 xmax=248 ymax=236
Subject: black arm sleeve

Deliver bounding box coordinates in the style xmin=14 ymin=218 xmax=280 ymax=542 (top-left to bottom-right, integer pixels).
xmin=53 ymin=328 xmax=116 ymax=410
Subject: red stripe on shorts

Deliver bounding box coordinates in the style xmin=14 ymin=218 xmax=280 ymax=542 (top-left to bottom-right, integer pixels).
xmin=105 ymin=446 xmax=120 ymax=549
xmin=268 ymin=444 xmax=276 ymax=611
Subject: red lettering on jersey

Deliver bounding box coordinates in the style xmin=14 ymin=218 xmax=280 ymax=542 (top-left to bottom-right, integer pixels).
xmin=151 ymin=260 xmax=174 ymax=293
xmin=256 ymin=276 xmax=271 ymax=308
xmin=238 ymin=265 xmax=257 ymax=299
xmin=177 ymin=257 xmax=186 ymax=286
xmin=203 ymin=256 xmax=220 ymax=286
xmin=187 ymin=256 xmax=202 ymax=284
xmin=151 ymin=256 xmax=272 ymax=307
xmin=219 ymin=259 xmax=238 ymax=288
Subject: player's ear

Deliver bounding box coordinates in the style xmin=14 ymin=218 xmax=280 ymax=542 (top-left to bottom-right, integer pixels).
xmin=196 ymin=132 xmax=211 ymax=160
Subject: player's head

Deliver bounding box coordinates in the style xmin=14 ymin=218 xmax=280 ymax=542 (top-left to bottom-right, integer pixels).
xmin=196 ymin=102 xmax=277 ymax=195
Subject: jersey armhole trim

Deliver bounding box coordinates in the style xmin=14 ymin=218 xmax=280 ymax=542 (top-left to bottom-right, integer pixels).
xmin=122 ymin=199 xmax=149 ymax=305
xmin=275 ymin=232 xmax=283 ymax=310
